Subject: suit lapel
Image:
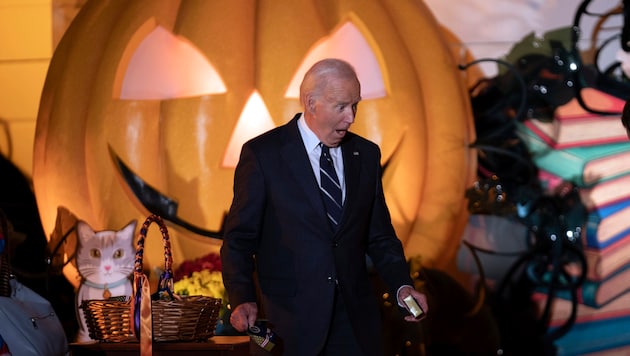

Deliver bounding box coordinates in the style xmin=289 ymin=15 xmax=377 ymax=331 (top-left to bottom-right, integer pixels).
xmin=336 ymin=139 xmax=360 ymax=236
xmin=280 ymin=117 xmax=328 ymax=223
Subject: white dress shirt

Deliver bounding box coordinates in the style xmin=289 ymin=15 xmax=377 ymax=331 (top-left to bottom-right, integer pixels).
xmin=297 ymin=114 xmax=346 ymax=203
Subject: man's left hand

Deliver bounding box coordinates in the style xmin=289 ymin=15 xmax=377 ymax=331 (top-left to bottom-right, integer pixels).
xmin=397 ymin=285 xmax=428 ymax=322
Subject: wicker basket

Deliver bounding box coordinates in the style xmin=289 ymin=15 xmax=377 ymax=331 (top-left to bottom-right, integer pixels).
xmin=81 ymin=214 xmax=222 ymax=343
xmin=81 ymin=296 xmax=134 ymax=342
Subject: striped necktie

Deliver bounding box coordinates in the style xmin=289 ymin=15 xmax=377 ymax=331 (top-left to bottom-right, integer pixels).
xmin=319 ymin=144 xmax=343 ymax=226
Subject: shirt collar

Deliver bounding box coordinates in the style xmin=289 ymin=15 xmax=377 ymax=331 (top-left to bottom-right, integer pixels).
xmin=297 ymin=113 xmax=321 ymax=152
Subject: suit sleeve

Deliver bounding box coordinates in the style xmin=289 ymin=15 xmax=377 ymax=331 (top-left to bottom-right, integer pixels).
xmin=365 ymin=148 xmax=414 ymax=291
xmin=220 ymin=142 xmax=266 ymax=307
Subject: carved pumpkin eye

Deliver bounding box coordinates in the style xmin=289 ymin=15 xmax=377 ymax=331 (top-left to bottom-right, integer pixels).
xmin=113 ymin=249 xmax=124 ymax=259
xmin=285 ymin=21 xmax=386 ymax=100
xmin=116 ymin=21 xmax=227 ymax=100
xmin=90 ymin=249 xmax=101 ymax=258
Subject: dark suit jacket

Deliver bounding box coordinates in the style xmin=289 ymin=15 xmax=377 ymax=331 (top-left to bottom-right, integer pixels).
xmin=221 ymin=114 xmax=413 ymax=355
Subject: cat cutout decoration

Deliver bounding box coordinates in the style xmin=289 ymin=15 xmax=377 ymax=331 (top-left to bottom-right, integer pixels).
xmin=74 ymin=220 xmax=136 ymax=342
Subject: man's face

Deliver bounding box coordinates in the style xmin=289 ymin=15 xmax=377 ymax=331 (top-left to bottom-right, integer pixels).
xmin=311 ymin=77 xmax=361 ymax=147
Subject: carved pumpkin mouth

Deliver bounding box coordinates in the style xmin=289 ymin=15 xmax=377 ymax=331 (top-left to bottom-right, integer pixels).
xmin=109 ymin=146 xmax=225 ymax=239
xmin=109 ymin=133 xmax=402 ymax=239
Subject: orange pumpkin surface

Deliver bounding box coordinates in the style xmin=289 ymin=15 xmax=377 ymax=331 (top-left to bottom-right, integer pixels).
xmin=34 ymin=0 xmax=476 ymax=286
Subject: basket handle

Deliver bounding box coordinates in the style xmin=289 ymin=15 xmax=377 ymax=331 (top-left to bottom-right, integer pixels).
xmin=130 ymin=214 xmax=176 ymax=350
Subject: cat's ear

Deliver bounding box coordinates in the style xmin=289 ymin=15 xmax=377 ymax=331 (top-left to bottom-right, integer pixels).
xmin=76 ymin=221 xmax=94 ymax=243
xmin=117 ymin=220 xmax=137 ymax=242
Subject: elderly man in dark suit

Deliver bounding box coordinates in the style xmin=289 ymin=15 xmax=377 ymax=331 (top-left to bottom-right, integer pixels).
xmin=221 ymin=58 xmax=428 ymax=355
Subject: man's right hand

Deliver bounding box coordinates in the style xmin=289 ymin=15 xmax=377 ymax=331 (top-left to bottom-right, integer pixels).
xmin=229 ymin=302 xmax=258 ymax=332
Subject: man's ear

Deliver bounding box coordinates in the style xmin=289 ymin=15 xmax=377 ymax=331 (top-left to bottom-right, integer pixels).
xmin=307 ymin=96 xmax=316 ymax=113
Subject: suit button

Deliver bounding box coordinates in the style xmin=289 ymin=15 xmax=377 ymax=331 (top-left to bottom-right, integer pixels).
xmin=327 ymin=277 xmax=334 ymax=284
xmin=333 ymin=242 xmax=338 ymax=247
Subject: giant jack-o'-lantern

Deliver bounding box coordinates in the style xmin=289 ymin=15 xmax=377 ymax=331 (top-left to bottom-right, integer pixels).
xmin=34 ymin=0 xmax=476 ymax=286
